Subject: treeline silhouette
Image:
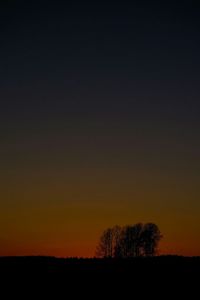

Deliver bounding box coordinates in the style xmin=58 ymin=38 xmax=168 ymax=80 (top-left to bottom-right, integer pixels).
xmin=96 ymin=222 xmax=162 ymax=258
xmin=0 ymin=223 xmax=199 ymax=297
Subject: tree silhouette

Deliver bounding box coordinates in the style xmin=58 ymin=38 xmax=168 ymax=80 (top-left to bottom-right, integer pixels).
xmin=96 ymin=222 xmax=162 ymax=258
xmin=141 ymin=223 xmax=162 ymax=256
xmin=95 ymin=228 xmax=114 ymax=258
xmin=96 ymin=226 xmax=124 ymax=258
xmin=122 ymin=223 xmax=144 ymax=257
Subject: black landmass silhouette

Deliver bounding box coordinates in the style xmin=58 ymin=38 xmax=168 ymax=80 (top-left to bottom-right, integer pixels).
xmin=0 ymin=255 xmax=199 ymax=297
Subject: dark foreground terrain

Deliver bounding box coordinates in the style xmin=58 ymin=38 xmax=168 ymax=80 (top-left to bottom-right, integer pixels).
xmin=0 ymin=256 xmax=199 ymax=297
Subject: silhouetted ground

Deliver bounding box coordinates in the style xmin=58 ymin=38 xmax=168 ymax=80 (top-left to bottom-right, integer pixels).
xmin=0 ymin=256 xmax=199 ymax=297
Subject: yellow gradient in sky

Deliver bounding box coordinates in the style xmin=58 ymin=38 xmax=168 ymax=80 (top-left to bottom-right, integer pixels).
xmin=0 ymin=166 xmax=199 ymax=257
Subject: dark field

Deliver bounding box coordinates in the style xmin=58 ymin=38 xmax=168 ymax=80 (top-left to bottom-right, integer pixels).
xmin=0 ymin=256 xmax=199 ymax=297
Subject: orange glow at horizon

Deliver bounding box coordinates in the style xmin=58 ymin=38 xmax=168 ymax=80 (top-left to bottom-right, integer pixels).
xmin=1 ymin=130 xmax=200 ymax=258
xmin=0 ymin=166 xmax=200 ymax=257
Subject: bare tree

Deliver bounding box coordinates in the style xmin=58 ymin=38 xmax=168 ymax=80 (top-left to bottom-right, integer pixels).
xmin=117 ymin=223 xmax=143 ymax=258
xmin=95 ymin=228 xmax=114 ymax=258
xmin=112 ymin=225 xmax=122 ymax=257
xmin=130 ymin=223 xmax=144 ymax=257
xmin=113 ymin=226 xmax=126 ymax=258
xmin=141 ymin=223 xmax=162 ymax=256
xmin=96 ymin=226 xmax=123 ymax=258
xmin=96 ymin=222 xmax=162 ymax=258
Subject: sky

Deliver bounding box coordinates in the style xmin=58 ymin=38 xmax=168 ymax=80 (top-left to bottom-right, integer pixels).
xmin=0 ymin=0 xmax=200 ymax=257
